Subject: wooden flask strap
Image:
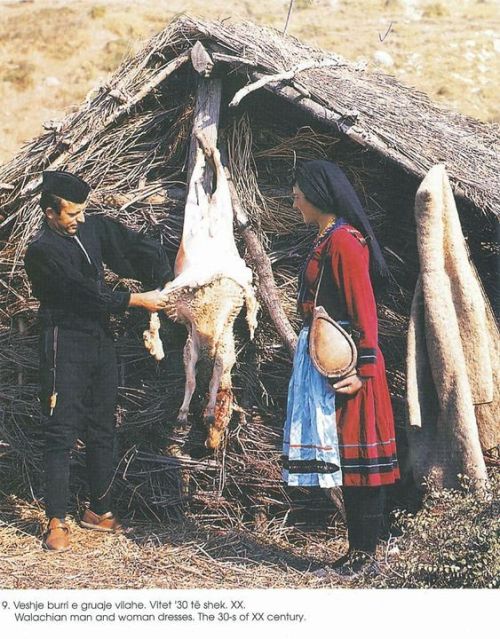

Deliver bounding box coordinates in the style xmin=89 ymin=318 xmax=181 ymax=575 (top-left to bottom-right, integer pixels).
xmin=313 ymin=227 xmax=368 ymax=307
xmin=313 ymin=251 xmax=361 ymax=344
xmin=313 ymin=251 xmax=328 ymax=308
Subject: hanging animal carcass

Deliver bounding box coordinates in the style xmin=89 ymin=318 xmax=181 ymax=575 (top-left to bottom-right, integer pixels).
xmin=144 ymin=142 xmax=258 ymax=449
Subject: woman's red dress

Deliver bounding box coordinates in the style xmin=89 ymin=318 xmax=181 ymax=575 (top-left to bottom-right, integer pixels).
xmin=300 ymin=223 xmax=400 ymax=487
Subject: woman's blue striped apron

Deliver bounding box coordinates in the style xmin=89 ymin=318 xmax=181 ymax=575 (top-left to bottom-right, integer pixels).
xmin=282 ymin=326 xmax=342 ymax=487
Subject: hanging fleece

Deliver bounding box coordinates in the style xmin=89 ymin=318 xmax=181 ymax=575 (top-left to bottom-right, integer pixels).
xmin=406 ymin=164 xmax=498 ymax=490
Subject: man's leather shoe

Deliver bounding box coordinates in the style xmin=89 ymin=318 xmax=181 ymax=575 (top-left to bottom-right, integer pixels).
xmin=43 ymin=518 xmax=70 ymax=552
xmin=80 ymin=509 xmax=123 ymax=533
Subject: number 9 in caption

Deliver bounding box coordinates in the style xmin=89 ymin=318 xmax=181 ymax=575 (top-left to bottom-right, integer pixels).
xmin=2 ymin=602 xmax=9 ymax=609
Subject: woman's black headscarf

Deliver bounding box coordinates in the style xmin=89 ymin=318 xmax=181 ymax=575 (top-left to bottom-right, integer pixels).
xmin=295 ymin=160 xmax=391 ymax=285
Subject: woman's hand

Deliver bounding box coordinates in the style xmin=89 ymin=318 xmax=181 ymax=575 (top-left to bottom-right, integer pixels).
xmin=332 ymin=373 xmax=364 ymax=395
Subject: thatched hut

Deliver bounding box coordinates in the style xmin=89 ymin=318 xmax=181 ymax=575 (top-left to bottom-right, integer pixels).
xmin=0 ymin=16 xmax=498 ymax=529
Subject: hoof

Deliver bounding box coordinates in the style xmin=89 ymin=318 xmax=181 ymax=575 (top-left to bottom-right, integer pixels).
xmin=176 ymin=412 xmax=189 ymax=426
xmin=204 ymin=414 xmax=215 ymax=426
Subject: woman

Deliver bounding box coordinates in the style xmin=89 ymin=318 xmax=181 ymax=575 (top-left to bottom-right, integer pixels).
xmin=283 ymin=160 xmax=399 ymax=577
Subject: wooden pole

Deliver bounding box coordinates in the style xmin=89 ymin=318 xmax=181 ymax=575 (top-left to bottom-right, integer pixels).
xmin=224 ymin=171 xmax=298 ymax=357
xmin=186 ymin=43 xmax=222 ymax=192
xmin=239 ymin=229 xmax=298 ymax=357
xmin=283 ymin=0 xmax=295 ymax=34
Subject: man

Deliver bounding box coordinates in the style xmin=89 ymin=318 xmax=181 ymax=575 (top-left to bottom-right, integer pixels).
xmin=24 ymin=170 xmax=172 ymax=552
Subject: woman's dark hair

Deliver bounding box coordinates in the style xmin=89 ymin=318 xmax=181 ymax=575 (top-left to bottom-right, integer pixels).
xmin=295 ymin=160 xmax=391 ymax=284
xmin=40 ymin=191 xmax=63 ymax=214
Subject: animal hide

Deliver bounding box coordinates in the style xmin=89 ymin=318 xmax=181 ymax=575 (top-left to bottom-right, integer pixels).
xmin=144 ymin=145 xmax=258 ymax=449
xmin=406 ymin=164 xmax=498 ymax=490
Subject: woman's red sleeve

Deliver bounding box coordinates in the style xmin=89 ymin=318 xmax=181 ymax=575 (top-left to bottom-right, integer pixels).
xmin=329 ymin=229 xmax=378 ymax=378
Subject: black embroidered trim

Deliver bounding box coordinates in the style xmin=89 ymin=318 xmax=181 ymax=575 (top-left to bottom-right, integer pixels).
xmin=358 ymin=347 xmax=376 ymax=356
xmin=343 ymin=466 xmax=398 ymax=476
xmin=341 ymin=456 xmax=398 ymax=472
xmin=358 ymin=346 xmax=377 ymax=365
xmin=282 ymin=457 xmax=341 ymax=474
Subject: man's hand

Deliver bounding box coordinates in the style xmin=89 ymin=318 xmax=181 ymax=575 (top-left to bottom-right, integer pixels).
xmin=332 ymin=373 xmax=364 ymax=395
xmin=129 ymin=290 xmax=168 ymax=312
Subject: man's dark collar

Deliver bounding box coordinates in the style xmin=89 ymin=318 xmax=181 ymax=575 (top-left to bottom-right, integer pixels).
xmin=42 ymin=218 xmax=79 ymax=240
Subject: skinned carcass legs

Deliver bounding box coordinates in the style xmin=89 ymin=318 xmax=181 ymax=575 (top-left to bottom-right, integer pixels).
xmin=143 ymin=140 xmax=258 ymax=449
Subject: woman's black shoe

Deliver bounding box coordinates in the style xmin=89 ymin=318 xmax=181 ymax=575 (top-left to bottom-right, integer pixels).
xmin=331 ymin=552 xmax=352 ymax=569
xmin=332 ymin=550 xmax=380 ymax=578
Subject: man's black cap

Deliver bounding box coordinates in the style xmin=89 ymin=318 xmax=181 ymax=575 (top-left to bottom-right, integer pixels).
xmin=42 ymin=170 xmax=90 ymax=204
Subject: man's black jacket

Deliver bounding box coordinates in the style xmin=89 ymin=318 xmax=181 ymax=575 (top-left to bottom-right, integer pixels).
xmin=24 ymin=214 xmax=172 ymax=333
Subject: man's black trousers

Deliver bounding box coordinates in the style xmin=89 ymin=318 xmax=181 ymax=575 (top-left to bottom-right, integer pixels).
xmin=39 ymin=326 xmax=118 ymax=519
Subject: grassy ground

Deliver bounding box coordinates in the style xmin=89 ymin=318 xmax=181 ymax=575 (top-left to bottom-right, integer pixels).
xmin=0 ymin=0 xmax=498 ymax=164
